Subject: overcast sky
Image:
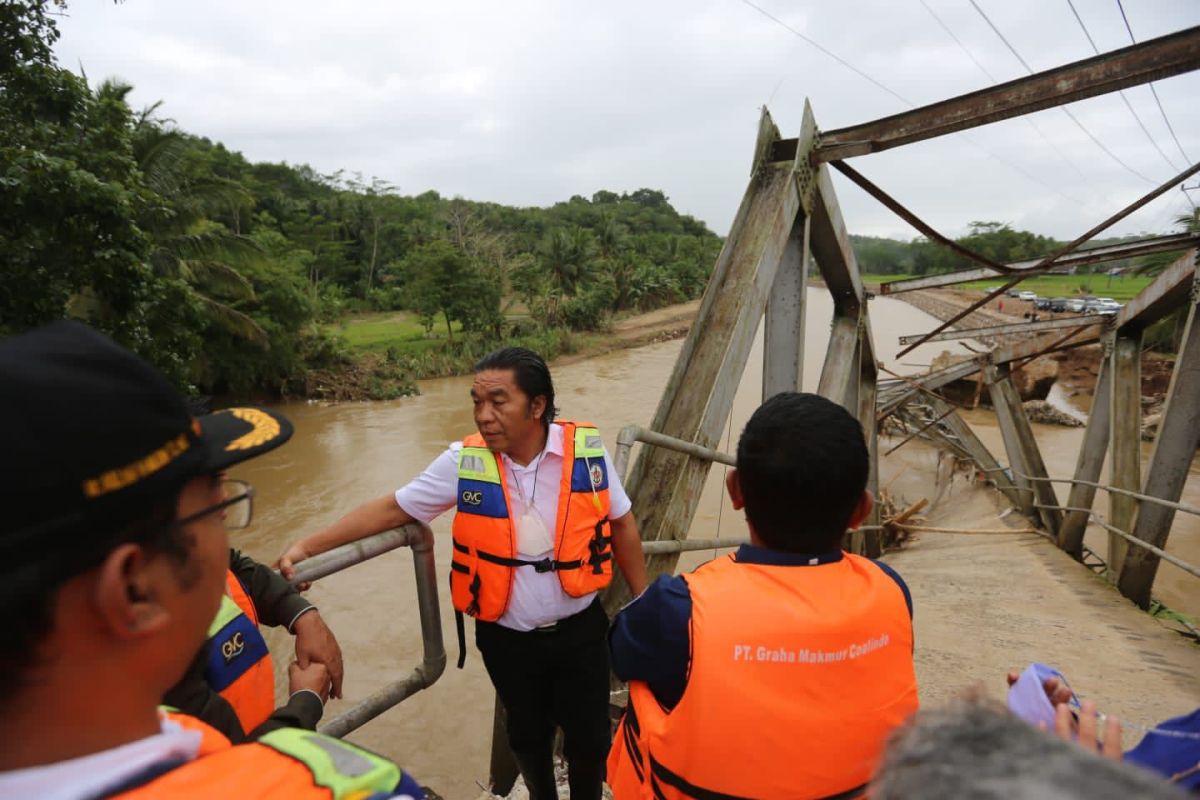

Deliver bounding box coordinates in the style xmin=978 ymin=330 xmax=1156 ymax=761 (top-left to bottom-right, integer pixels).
xmin=52 ymin=1 xmax=1200 ymax=241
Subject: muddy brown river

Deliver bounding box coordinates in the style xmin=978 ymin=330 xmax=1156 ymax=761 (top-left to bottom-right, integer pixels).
xmin=229 ymin=290 xmax=1197 ymax=796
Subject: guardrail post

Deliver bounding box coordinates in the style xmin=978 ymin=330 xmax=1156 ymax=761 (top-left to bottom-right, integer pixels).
xmin=986 ymin=363 xmax=1061 ymax=535
xmin=1058 ymin=332 xmax=1114 ymax=558
xmin=1118 ymin=267 xmax=1200 ymax=607
xmin=1108 ymin=330 xmax=1143 ymax=576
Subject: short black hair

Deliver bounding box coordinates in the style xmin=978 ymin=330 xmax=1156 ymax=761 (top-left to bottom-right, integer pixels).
xmin=474 ymin=347 xmax=557 ymax=429
xmin=736 ymin=392 xmax=869 ymax=553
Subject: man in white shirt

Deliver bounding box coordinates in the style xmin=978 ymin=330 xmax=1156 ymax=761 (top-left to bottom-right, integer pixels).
xmin=280 ymin=347 xmax=647 ymax=800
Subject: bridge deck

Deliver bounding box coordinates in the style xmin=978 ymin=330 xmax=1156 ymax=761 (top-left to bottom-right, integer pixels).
xmin=883 ymin=452 xmax=1200 ymax=730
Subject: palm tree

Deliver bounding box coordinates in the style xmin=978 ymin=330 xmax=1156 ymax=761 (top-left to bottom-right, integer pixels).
xmin=539 ymin=227 xmax=595 ymax=296
xmin=103 ymin=79 xmax=268 ymax=346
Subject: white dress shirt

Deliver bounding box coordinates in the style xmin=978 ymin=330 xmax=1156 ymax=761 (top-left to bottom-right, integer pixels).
xmin=395 ymin=424 xmax=631 ymax=631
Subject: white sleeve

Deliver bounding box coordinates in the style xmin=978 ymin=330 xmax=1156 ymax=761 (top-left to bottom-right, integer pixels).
xmin=393 ymin=443 xmax=461 ymax=524
xmin=603 ymin=445 xmax=633 ymax=519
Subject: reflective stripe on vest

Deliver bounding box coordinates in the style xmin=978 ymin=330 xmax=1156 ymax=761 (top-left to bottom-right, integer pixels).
xmin=450 ymin=420 xmax=613 ymax=622
xmin=110 ymin=712 xmax=405 ymax=799
xmin=205 ymin=570 xmax=275 ymax=735
xmin=608 ymin=553 xmax=918 ymax=800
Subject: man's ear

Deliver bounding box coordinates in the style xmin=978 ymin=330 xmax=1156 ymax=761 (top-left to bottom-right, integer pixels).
xmin=726 ymin=469 xmax=745 ymax=510
xmin=846 ymin=490 xmax=874 ymax=530
xmin=529 ymin=394 xmax=547 ymax=422
xmin=94 ymin=544 xmax=171 ymax=640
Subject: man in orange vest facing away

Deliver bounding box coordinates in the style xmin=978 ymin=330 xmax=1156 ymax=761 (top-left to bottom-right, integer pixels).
xmin=164 ymin=546 xmax=345 ymax=742
xmin=0 ymin=322 xmax=423 ymax=799
xmin=608 ymin=392 xmax=919 ymax=800
xmin=279 ymin=346 xmax=648 ymax=800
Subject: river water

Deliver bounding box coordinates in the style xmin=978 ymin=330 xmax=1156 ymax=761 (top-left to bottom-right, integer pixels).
xmin=230 ymin=290 xmax=1197 ymax=796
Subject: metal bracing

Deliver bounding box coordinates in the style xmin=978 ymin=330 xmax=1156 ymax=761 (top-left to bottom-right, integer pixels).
xmin=1058 ymin=334 xmax=1115 ymax=557
xmin=1108 ymin=332 xmax=1143 ymax=574
xmin=927 ymin=396 xmax=1026 ymax=508
xmin=767 ymin=26 xmax=1200 ymax=163
xmin=1119 ymin=264 xmax=1200 ymax=607
xmin=986 ymin=364 xmax=1062 ymax=534
xmin=897 ymin=315 xmax=1107 ymax=346
xmin=880 ymin=233 xmax=1200 ymax=295
xmin=1115 ymin=248 xmax=1198 ymax=331
xmin=763 ymin=217 xmax=810 ymax=399
xmin=897 ymin=160 xmax=1200 ymax=358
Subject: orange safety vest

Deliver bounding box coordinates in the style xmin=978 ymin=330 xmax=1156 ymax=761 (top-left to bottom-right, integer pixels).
xmin=450 ymin=420 xmax=613 ymax=622
xmin=107 ymin=711 xmax=404 ymax=798
xmin=608 ymin=552 xmax=919 ymax=800
xmin=205 ymin=570 xmax=275 ymax=735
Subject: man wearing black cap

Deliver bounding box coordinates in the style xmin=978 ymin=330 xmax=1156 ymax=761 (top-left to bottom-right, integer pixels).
xmin=0 ymin=321 xmax=422 ymax=799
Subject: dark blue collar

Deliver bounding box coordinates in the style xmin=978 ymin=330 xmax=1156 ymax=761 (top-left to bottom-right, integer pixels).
xmin=733 ymin=543 xmax=844 ymax=566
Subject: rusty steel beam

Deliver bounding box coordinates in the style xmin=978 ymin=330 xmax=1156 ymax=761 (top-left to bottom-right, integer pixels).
xmin=897 ymin=315 xmax=1107 ymax=346
xmin=1115 ymin=248 xmax=1198 ymax=332
xmin=830 ymin=160 xmax=1008 ymax=273
xmin=895 ymin=159 xmax=1200 ymax=358
xmin=767 ymin=26 xmax=1200 ymax=163
xmin=880 ymin=233 xmax=1200 ymax=295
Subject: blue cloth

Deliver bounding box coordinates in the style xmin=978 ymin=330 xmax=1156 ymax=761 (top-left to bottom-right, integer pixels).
xmin=608 ymin=544 xmax=912 ymax=710
xmin=1125 ymin=707 xmax=1200 ymax=791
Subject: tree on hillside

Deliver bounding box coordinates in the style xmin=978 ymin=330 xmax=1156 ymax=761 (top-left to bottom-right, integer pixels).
xmin=402 ymin=240 xmax=499 ymax=341
xmin=0 ymin=1 xmax=203 ymax=385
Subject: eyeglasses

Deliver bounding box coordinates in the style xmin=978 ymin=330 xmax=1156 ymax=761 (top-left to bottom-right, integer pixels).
xmin=174 ymin=479 xmax=255 ymax=530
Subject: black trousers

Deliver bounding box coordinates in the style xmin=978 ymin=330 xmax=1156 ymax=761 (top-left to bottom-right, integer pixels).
xmin=475 ymin=598 xmax=612 ymax=767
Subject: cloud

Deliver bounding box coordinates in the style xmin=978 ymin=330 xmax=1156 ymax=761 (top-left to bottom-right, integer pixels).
xmin=52 ymin=0 xmax=1200 ymax=239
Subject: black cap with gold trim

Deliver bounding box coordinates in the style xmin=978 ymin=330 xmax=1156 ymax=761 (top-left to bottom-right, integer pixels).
xmin=0 ymin=321 xmax=292 ymax=537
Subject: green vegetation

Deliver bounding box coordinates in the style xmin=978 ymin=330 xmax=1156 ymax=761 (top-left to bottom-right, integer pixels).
xmin=1 ymin=1 xmax=722 ymax=399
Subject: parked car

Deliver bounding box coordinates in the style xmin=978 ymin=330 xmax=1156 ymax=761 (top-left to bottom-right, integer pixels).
xmin=1034 ymin=297 xmax=1053 ymax=310
xmin=1064 ymin=298 xmax=1087 ymax=313
xmin=1005 ymin=288 xmax=1022 ymax=298
xmin=1017 ymin=290 xmax=1037 ymax=301
xmin=1094 ymin=298 xmax=1122 ymax=315
xmin=1048 ymin=297 xmax=1068 ymax=312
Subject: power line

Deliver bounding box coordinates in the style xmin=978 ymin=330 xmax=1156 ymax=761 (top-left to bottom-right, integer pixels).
xmin=968 ymin=0 xmax=1157 ymax=185
xmin=1065 ymin=0 xmax=1181 ymax=172
xmin=738 ymin=0 xmax=1088 ymax=206
xmin=1115 ymin=0 xmax=1193 ymax=167
xmin=920 ymin=0 xmax=1096 ymax=187
xmin=738 ymin=0 xmax=911 ymax=107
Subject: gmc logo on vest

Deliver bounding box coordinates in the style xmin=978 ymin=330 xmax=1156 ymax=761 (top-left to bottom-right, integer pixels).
xmin=461 ymin=490 xmax=483 ymax=506
xmin=221 ymin=631 xmax=246 ymax=663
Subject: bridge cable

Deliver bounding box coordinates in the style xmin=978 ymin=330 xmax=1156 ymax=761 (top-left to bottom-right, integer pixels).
xmin=1116 ymin=0 xmax=1193 ymax=167
xmin=967 ymin=0 xmax=1158 ymax=186
xmin=737 ymin=0 xmax=1089 ymax=207
xmin=1065 ymin=0 xmax=1182 ymax=173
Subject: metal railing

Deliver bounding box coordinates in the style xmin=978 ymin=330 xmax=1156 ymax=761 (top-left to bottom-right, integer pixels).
xmin=289 ymin=523 xmax=446 ymax=738
xmin=966 ymin=464 xmax=1200 ymax=582
xmin=614 ymin=424 xmax=735 ymax=483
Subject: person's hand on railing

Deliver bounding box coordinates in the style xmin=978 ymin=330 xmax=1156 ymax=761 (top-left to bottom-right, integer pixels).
xmin=276 ymin=541 xmax=314 ymax=590
xmin=294 ymin=610 xmax=345 ymax=699
xmin=289 ymin=659 xmax=332 ymax=705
